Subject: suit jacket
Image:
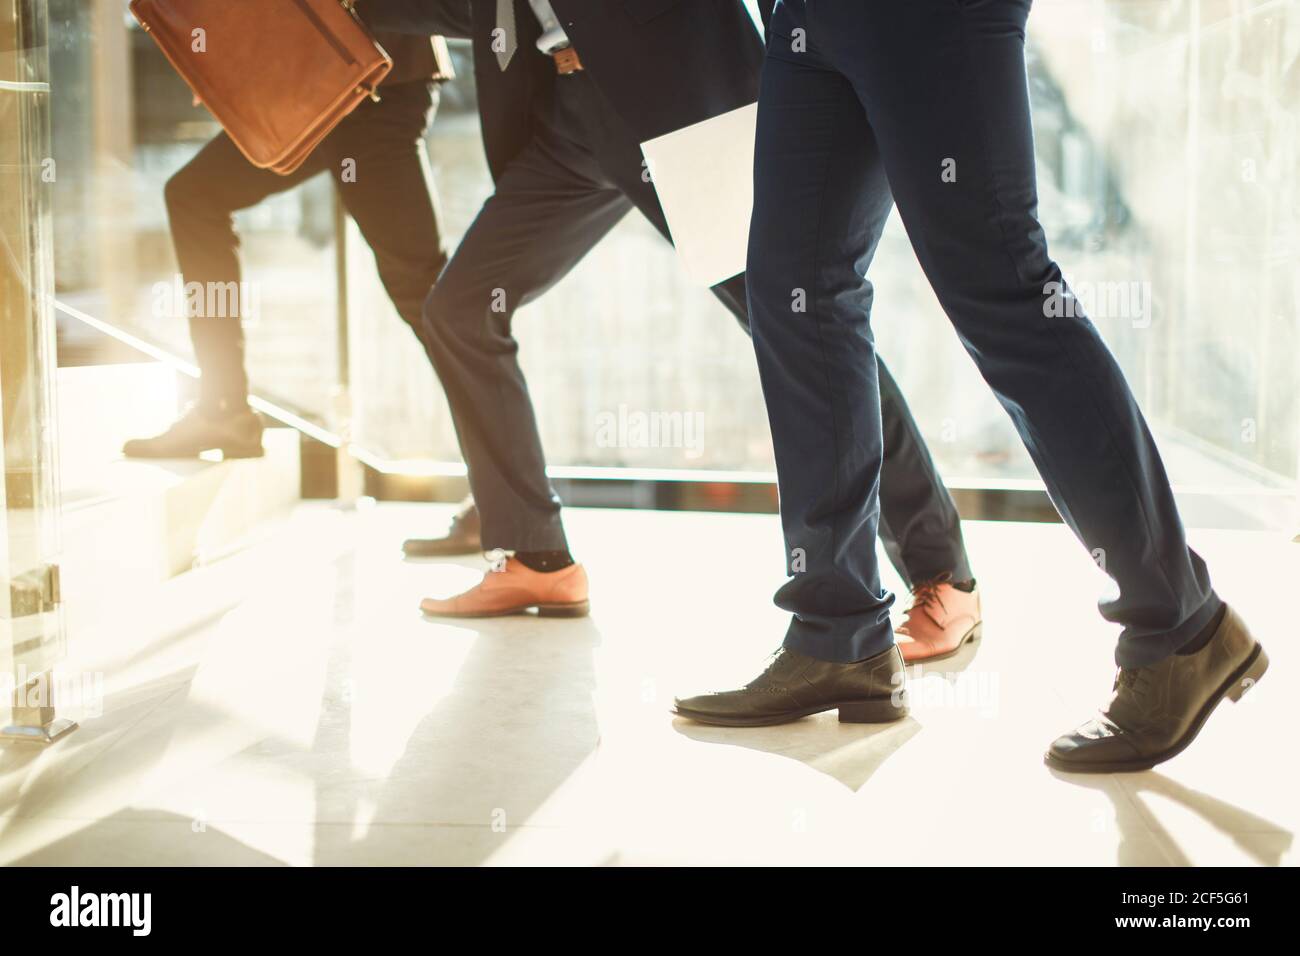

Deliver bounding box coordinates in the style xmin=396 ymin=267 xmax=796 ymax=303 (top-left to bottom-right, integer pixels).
xmin=361 ymin=0 xmax=763 ymax=182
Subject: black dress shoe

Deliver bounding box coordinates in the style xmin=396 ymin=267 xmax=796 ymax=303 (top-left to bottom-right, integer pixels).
xmin=403 ymin=498 xmax=481 ymax=557
xmin=1047 ymin=605 xmax=1268 ymax=774
xmin=123 ymin=403 xmax=263 ymax=459
xmin=674 ymin=646 xmax=909 ymax=727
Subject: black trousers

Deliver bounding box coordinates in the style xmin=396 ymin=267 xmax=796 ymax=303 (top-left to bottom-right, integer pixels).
xmin=421 ymin=67 xmax=970 ymax=587
xmin=748 ymin=0 xmax=1220 ymax=665
xmin=164 ymin=81 xmax=448 ymax=405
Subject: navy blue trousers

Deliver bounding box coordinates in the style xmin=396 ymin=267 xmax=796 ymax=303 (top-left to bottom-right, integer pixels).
xmin=423 ymin=70 xmax=970 ymax=587
xmin=747 ymin=0 xmax=1221 ymax=666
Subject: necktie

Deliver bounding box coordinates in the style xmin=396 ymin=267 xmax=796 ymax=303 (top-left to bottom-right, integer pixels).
xmin=495 ymin=0 xmax=517 ymax=71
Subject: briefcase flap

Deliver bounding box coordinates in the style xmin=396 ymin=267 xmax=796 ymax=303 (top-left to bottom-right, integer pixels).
xmin=130 ymin=0 xmax=392 ymax=172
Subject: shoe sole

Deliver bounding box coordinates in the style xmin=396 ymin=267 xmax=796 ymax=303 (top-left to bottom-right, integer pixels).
xmin=402 ymin=539 xmax=482 ymax=558
xmin=901 ymin=622 xmax=982 ymax=665
xmin=420 ymin=599 xmax=590 ymax=620
xmin=674 ymin=692 xmax=910 ymax=728
xmin=123 ymin=446 xmax=264 ymax=460
xmin=1044 ymin=642 xmax=1269 ymax=774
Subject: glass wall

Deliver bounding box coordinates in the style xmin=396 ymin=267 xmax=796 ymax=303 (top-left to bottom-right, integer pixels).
xmin=47 ymin=1 xmax=1299 ymax=529
xmin=1024 ymin=0 xmax=1300 ymax=529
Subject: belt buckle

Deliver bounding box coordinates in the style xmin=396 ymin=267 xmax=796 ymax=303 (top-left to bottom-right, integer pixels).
xmin=553 ymin=47 xmax=582 ymax=75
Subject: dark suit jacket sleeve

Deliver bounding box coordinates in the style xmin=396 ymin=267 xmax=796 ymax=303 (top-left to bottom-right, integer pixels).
xmin=359 ymin=0 xmax=474 ymax=40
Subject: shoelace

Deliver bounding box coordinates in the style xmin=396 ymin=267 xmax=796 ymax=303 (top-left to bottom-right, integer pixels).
xmin=1115 ymin=667 xmax=1149 ymax=697
xmin=745 ymin=647 xmax=794 ymax=688
xmin=896 ymin=576 xmax=951 ymax=634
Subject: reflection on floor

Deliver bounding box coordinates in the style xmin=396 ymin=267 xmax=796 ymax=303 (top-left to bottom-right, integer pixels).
xmin=1 ymin=503 xmax=1295 ymax=866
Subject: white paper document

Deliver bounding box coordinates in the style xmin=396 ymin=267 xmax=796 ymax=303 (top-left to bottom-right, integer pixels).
xmin=640 ymin=102 xmax=758 ymax=288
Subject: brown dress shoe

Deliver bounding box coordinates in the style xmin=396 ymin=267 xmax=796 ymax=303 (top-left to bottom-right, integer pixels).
xmin=419 ymin=557 xmax=589 ymax=618
xmin=403 ymin=497 xmax=481 ymax=557
xmin=895 ymin=578 xmax=982 ymax=663
xmin=673 ymin=646 xmax=909 ymax=727
xmin=123 ymin=403 xmax=263 ymax=460
xmin=1046 ymin=605 xmax=1268 ymax=773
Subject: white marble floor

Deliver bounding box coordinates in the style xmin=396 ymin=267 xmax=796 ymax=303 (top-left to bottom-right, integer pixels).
xmin=1 ymin=503 xmax=1295 ymax=866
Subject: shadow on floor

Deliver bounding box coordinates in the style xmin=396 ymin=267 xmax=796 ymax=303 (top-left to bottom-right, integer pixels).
xmin=674 ymin=714 xmax=921 ymax=792
xmin=9 ymin=808 xmax=285 ymax=866
xmin=1052 ymin=768 xmax=1294 ymax=866
xmin=309 ymin=551 xmax=604 ymax=865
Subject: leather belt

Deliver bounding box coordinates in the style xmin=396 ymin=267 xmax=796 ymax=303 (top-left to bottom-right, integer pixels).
xmin=552 ymin=47 xmax=583 ymax=75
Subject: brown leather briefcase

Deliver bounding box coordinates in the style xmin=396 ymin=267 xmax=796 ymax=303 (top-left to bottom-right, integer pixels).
xmin=130 ymin=0 xmax=393 ymax=175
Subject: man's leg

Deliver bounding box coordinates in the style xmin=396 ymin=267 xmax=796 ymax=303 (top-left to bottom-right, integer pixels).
xmin=167 ymin=133 xmax=328 ymax=405
xmin=820 ymin=0 xmax=1221 ymax=666
xmin=418 ymin=116 xmax=633 ymax=556
xmin=302 ymin=80 xmax=474 ymax=558
xmin=415 ymin=103 xmax=641 ymax=618
xmin=326 ymin=82 xmax=450 ymax=342
xmin=875 ymin=354 xmax=983 ymax=664
xmin=875 ymin=360 xmax=972 ymax=591
xmin=674 ymin=12 xmax=912 ymax=728
xmin=826 ymin=1 xmax=1269 ymax=768
xmin=124 ymin=133 xmax=326 ymax=458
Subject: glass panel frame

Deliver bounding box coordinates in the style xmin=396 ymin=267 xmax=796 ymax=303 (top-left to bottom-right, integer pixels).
xmin=1 ymin=0 xmax=65 ymax=691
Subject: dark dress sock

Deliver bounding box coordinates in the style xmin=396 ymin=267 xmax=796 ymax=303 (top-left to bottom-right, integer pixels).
xmin=1178 ymin=603 xmax=1227 ymax=656
xmin=515 ymin=550 xmax=575 ymax=573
